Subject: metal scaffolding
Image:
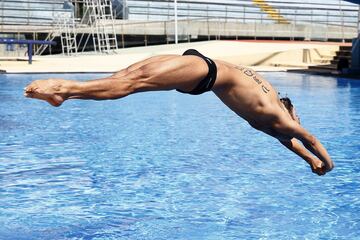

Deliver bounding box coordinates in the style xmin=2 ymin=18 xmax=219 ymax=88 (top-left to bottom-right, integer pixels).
xmin=83 ymin=0 xmax=118 ymax=53
xmin=36 ymin=0 xmax=118 ymax=55
xmin=35 ymin=12 xmax=78 ymax=56
xmin=57 ymin=12 xmax=78 ymax=55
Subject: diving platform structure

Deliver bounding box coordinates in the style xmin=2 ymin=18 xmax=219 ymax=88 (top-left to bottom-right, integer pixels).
xmin=36 ymin=0 xmax=358 ymax=55
xmin=81 ymin=0 xmax=118 ymax=53
xmin=35 ymin=0 xmax=118 ymax=56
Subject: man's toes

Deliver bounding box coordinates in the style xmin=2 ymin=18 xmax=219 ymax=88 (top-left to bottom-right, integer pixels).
xmin=24 ymin=83 xmax=39 ymax=93
xmin=24 ymin=92 xmax=34 ymax=98
xmin=25 ymin=87 xmax=33 ymax=93
xmin=28 ymin=87 xmax=38 ymax=93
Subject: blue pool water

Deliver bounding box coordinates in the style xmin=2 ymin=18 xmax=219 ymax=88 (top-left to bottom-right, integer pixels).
xmin=0 ymin=72 xmax=359 ymax=239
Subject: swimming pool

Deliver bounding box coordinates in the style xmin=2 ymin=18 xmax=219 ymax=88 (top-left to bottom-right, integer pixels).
xmin=0 ymin=72 xmax=359 ymax=239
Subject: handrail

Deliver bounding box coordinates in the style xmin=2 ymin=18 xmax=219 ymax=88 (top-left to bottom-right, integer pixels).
xmin=0 ymin=0 xmax=72 ymax=26
xmin=0 ymin=7 xmax=73 ymax=12
xmin=0 ymin=0 xmax=358 ymax=43
xmin=112 ymin=17 xmax=358 ymax=29
xmin=1 ymin=0 xmax=65 ymax=3
xmin=125 ymin=8 xmax=359 ymax=27
xmin=121 ymin=0 xmax=359 ymax=32
xmin=128 ymin=8 xmax=358 ymax=19
xmin=125 ymin=0 xmax=358 ymax=9
xmin=127 ymin=3 xmax=358 ymax=13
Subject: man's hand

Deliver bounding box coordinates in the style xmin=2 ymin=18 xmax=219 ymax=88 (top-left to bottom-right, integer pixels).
xmin=310 ymin=158 xmax=327 ymax=176
xmin=279 ymin=138 xmax=333 ymax=176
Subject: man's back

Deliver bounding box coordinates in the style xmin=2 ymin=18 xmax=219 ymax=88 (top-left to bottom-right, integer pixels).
xmin=212 ymin=60 xmax=285 ymax=129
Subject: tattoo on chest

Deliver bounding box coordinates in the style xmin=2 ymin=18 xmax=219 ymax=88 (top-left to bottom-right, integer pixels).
xmin=235 ymin=66 xmax=271 ymax=94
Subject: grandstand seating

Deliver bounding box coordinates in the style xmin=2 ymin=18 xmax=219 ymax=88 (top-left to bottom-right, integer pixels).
xmin=123 ymin=0 xmax=359 ymax=27
xmin=253 ymin=0 xmax=289 ymax=24
xmin=0 ymin=0 xmax=357 ymax=27
xmin=0 ymin=0 xmax=74 ymax=25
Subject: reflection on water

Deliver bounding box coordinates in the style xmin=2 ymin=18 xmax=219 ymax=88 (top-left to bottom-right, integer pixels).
xmin=0 ymin=73 xmax=359 ymax=239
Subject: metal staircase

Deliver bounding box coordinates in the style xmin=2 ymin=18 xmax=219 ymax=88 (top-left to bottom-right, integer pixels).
xmin=35 ymin=12 xmax=78 ymax=56
xmin=36 ymin=0 xmax=118 ymax=55
xmin=84 ymin=0 xmax=118 ymax=53
xmin=57 ymin=12 xmax=78 ymax=55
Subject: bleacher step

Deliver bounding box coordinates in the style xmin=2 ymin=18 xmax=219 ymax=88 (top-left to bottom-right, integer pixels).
xmin=313 ymin=59 xmax=332 ymax=64
xmin=308 ymin=64 xmax=338 ymax=70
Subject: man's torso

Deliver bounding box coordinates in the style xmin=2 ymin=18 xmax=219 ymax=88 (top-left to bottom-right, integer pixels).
xmin=212 ymin=59 xmax=292 ymax=139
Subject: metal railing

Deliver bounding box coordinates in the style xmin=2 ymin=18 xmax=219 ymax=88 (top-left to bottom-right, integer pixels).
xmin=1 ymin=0 xmax=359 ymax=33
xmin=109 ymin=17 xmax=357 ymax=42
xmin=124 ymin=0 xmax=359 ymax=28
xmin=0 ymin=0 xmax=73 ymax=26
xmin=1 ymin=0 xmax=359 ymax=56
xmin=109 ymin=0 xmax=359 ymax=42
xmin=1 ymin=0 xmax=359 ymax=28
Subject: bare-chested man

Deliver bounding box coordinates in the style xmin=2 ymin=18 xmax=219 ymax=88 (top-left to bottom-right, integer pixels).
xmin=24 ymin=49 xmax=334 ymax=176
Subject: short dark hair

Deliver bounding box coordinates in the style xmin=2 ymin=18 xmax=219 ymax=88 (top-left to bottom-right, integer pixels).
xmin=280 ymin=97 xmax=293 ymax=113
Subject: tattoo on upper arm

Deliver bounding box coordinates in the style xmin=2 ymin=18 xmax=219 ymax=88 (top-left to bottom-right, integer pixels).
xmin=235 ymin=66 xmax=271 ymax=94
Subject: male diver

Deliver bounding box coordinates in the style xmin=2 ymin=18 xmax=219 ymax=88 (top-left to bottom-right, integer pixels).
xmin=24 ymin=49 xmax=334 ymax=176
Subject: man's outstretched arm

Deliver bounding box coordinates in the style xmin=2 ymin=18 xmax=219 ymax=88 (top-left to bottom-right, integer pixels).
xmin=279 ymin=138 xmax=327 ymax=175
xmin=299 ymin=132 xmax=334 ymax=172
xmin=275 ymin=121 xmax=334 ymax=173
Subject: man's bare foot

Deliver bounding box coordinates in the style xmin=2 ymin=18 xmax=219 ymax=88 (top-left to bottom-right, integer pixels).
xmin=24 ymin=79 xmax=68 ymax=107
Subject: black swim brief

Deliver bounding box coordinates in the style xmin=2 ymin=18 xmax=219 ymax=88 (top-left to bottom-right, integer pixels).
xmin=176 ymin=49 xmax=217 ymax=95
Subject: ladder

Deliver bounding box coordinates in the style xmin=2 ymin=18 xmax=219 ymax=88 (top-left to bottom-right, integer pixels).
xmin=35 ymin=14 xmax=77 ymax=56
xmin=36 ymin=1 xmax=118 ymax=55
xmin=84 ymin=0 xmax=118 ymax=53
xmin=57 ymin=12 xmax=78 ymax=55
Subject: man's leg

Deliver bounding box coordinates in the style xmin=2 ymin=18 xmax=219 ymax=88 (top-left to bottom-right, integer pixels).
xmin=111 ymin=54 xmax=178 ymax=78
xmin=24 ymin=55 xmax=209 ymax=107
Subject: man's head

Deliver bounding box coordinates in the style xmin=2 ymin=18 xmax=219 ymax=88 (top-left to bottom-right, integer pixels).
xmin=280 ymin=97 xmax=300 ymax=124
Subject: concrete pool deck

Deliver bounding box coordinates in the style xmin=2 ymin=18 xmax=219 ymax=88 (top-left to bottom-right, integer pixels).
xmin=0 ymin=40 xmax=349 ymax=74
